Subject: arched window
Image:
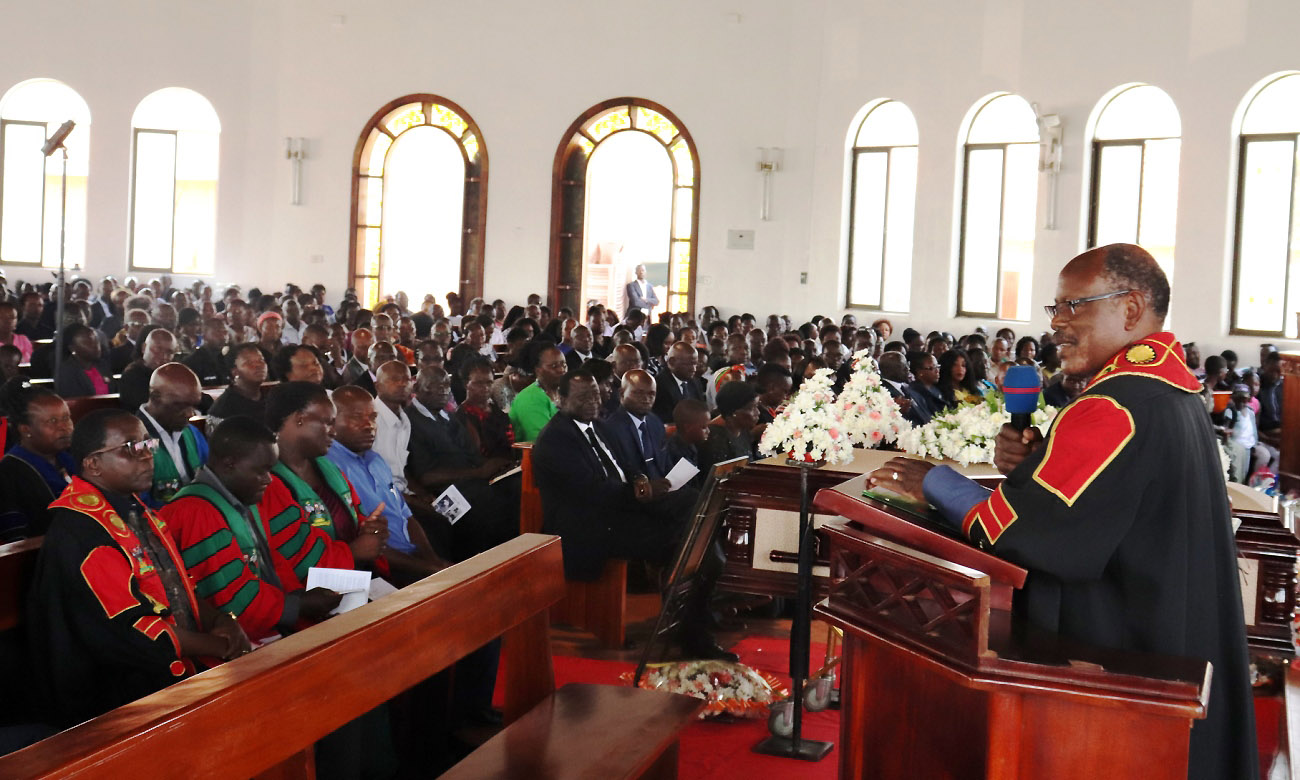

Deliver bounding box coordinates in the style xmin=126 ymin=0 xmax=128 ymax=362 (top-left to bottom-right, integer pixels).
xmin=957 ymin=93 xmax=1039 ymax=321
xmin=1087 ymin=84 xmax=1181 ymax=277
xmin=350 ymin=95 xmax=486 ymax=309
xmin=845 ymin=99 xmax=917 ymax=311
xmin=129 ymin=88 xmax=220 ymax=275
xmin=0 ymin=79 xmax=90 ymax=268
xmin=1231 ymin=72 xmax=1300 ymax=336
xmin=549 ymin=98 xmax=698 ymax=317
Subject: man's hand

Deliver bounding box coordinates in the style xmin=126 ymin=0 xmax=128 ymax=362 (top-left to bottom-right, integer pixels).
xmin=993 ymin=424 xmax=1045 ymax=476
xmin=211 ymin=611 xmax=253 ymax=660
xmin=350 ymin=503 xmax=389 ymax=562
xmin=298 ymin=587 xmax=343 ymax=621
xmin=893 ymin=396 xmax=913 ymax=416
xmin=865 ymin=457 xmax=934 ymax=504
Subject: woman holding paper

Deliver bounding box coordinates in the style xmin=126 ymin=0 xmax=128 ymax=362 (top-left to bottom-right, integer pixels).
xmin=255 ymin=381 xmax=390 ymax=592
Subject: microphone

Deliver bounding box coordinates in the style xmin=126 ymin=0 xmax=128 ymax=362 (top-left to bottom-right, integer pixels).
xmin=1003 ymin=365 xmax=1042 ymax=432
xmin=41 ymin=120 xmax=75 ymax=157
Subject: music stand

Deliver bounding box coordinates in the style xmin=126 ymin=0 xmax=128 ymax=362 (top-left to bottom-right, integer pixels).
xmin=633 ymin=456 xmax=748 ymax=686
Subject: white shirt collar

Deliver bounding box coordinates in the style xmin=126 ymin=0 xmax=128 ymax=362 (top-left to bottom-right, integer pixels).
xmin=139 ymin=404 xmax=189 ymax=480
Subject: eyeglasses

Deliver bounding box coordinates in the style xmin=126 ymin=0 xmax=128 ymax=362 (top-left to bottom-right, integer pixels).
xmin=88 ymin=438 xmax=159 ymax=460
xmin=1044 ymin=290 xmax=1132 ymax=319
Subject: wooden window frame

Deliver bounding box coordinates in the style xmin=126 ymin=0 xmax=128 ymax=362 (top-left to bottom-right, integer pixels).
xmin=127 ymin=127 xmax=180 ymax=273
xmin=1229 ymin=132 xmax=1300 ymax=337
xmin=955 ymin=141 xmax=1036 ymax=319
xmin=0 ymin=118 xmax=51 ymax=266
xmin=1086 ymin=136 xmax=1179 ymax=249
xmin=547 ymin=97 xmax=699 ymax=317
xmin=348 ymin=94 xmax=488 ymax=309
xmin=845 ymin=142 xmax=916 ymax=311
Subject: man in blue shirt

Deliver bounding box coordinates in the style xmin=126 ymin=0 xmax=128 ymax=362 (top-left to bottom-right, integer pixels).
xmin=326 ymin=385 xmax=446 ymax=586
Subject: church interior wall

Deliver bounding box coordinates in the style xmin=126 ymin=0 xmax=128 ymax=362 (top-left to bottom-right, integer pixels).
xmin=2 ymin=0 xmax=1298 ymax=356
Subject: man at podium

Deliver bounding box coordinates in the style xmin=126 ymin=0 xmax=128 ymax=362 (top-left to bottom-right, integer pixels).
xmin=869 ymin=244 xmax=1256 ymax=780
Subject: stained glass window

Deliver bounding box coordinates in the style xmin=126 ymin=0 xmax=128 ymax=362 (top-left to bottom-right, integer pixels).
xmin=551 ymin=99 xmax=699 ymax=319
xmin=129 ymin=88 xmax=219 ymax=275
xmin=957 ymin=93 xmax=1039 ymax=321
xmin=845 ymin=99 xmax=918 ymax=312
xmin=350 ymin=95 xmax=486 ymax=309
xmin=0 ymin=79 xmax=91 ymax=268
xmin=1231 ymin=73 xmax=1300 ymax=335
xmin=1088 ymin=85 xmax=1181 ymax=282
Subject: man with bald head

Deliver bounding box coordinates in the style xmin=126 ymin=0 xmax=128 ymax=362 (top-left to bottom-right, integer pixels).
xmin=606 ymin=342 xmax=644 ymax=414
xmin=372 ymin=360 xmax=415 ymax=494
xmin=654 ymin=341 xmax=704 ymax=420
xmin=137 ymin=362 xmax=208 ymax=507
xmin=118 ymin=327 xmax=178 ymax=411
xmin=600 ymin=368 xmax=673 ymax=482
xmin=869 ymin=244 xmax=1256 ymax=778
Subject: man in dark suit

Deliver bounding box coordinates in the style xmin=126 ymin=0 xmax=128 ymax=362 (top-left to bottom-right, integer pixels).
xmin=600 ymin=369 xmax=671 ymax=480
xmin=878 ymin=351 xmax=921 ymax=425
xmin=624 ymin=264 xmax=659 ymax=316
xmin=533 ymin=369 xmax=734 ymax=660
xmin=653 ymin=342 xmax=704 ymax=421
xmin=905 ymin=353 xmax=944 ymax=425
xmin=564 ymin=324 xmax=598 ymax=370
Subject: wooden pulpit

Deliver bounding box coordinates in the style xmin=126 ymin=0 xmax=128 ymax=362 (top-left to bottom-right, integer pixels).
xmin=812 ymin=475 xmax=1210 ymax=780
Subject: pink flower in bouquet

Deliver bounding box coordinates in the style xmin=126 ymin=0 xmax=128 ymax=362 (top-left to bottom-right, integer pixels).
xmin=829 ymin=428 xmax=840 ymax=440
xmin=869 ymin=410 xmax=881 ymax=420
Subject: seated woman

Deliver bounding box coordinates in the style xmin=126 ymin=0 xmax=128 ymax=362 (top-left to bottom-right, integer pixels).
xmin=209 ymin=343 xmax=269 ymax=426
xmin=255 ymin=381 xmax=388 ymax=592
xmin=699 ymin=381 xmax=761 ymax=471
xmin=0 ymin=379 xmax=76 ymax=541
xmin=53 ymin=323 xmax=113 ymax=398
xmin=937 ymin=348 xmax=984 ymax=409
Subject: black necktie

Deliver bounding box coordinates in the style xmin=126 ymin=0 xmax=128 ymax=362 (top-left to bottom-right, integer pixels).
xmin=586 ymin=427 xmax=619 ymax=481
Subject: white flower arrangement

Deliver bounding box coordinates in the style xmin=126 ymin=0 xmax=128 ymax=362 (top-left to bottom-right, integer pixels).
xmin=897 ymin=393 xmax=1059 ymax=467
xmin=759 ymin=367 xmax=853 ymax=465
xmin=836 ymin=349 xmax=911 ymax=449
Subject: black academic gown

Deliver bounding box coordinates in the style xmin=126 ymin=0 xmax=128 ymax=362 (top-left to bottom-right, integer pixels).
xmin=958 ymin=333 xmax=1256 ymax=780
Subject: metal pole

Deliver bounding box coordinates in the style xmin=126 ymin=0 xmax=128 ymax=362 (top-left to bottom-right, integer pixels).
xmin=53 ymin=147 xmax=68 ymax=382
xmin=790 ymin=461 xmax=811 ymax=751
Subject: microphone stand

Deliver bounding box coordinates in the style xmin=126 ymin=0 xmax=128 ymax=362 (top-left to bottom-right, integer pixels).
xmin=53 ymin=146 xmax=68 ymax=383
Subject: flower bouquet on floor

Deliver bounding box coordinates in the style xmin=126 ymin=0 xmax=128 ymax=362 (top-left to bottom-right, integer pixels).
xmin=897 ymin=392 xmax=1059 ymax=467
xmin=759 ymin=366 xmax=853 ymax=465
xmin=621 ymin=660 xmax=789 ymax=718
xmin=836 ymin=349 xmax=910 ymax=449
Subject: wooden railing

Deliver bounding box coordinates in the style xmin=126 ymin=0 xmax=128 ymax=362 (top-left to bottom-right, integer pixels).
xmin=0 ymin=534 xmax=566 ymax=779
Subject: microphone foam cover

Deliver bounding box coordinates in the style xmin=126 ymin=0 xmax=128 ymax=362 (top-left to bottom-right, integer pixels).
xmin=1003 ymin=365 xmax=1042 ymax=415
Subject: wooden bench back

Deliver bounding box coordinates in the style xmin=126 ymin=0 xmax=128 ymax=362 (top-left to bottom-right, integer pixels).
xmin=0 ymin=533 xmax=565 ymax=779
xmin=515 ymin=441 xmax=543 ymax=534
xmin=0 ymin=538 xmax=41 ymax=633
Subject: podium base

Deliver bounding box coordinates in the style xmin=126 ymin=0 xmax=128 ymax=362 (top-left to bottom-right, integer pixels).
xmin=752 ymin=736 xmax=834 ymax=761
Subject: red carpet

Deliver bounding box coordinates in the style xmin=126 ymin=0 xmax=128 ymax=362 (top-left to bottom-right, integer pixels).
xmin=498 ymin=637 xmax=840 ymax=780
xmin=498 ymin=639 xmax=1286 ymax=778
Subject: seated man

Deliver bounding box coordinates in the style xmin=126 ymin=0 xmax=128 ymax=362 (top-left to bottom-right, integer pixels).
xmin=904 ymin=353 xmax=944 ymax=424
xmin=408 ymin=366 xmax=518 ymax=562
xmin=372 ymin=360 xmax=414 ymax=494
xmin=532 ymin=370 xmax=732 ymax=659
xmin=653 ymin=342 xmax=705 ymax=421
xmin=136 ymin=363 xmax=208 ymax=507
xmin=327 ymin=385 xmax=447 ymax=585
xmin=600 ymin=369 xmax=671 ymax=480
xmin=28 ymin=408 xmax=250 ymax=727
xmin=182 ymin=316 xmax=231 ymax=386
xmin=164 ymin=416 xmax=341 ymax=642
xmin=118 ymin=327 xmax=179 ymax=411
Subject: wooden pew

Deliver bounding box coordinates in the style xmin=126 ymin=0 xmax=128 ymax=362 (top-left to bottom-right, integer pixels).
xmin=0 ymin=538 xmax=41 ymax=632
xmin=0 ymin=533 xmax=701 ymax=779
xmin=515 ymin=441 xmax=629 ymax=649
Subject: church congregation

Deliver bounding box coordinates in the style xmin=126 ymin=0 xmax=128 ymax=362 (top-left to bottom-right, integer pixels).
xmin=3 ymin=0 xmax=1300 ymax=777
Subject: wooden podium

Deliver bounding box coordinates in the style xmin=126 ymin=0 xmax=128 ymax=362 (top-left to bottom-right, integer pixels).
xmin=812 ymin=475 xmax=1211 ymax=780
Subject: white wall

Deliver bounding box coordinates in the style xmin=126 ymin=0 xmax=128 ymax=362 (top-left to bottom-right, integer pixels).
xmin=2 ymin=0 xmax=1298 ymax=358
